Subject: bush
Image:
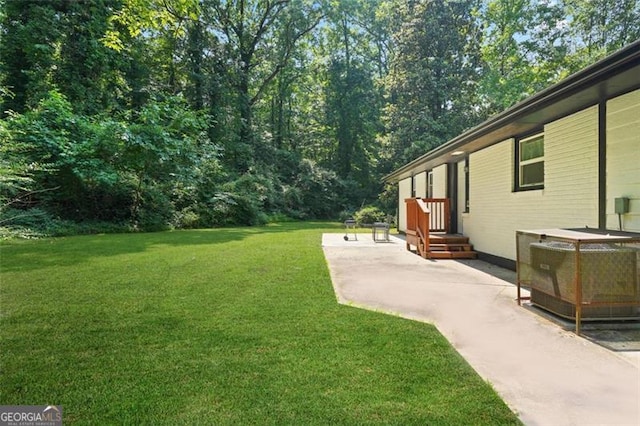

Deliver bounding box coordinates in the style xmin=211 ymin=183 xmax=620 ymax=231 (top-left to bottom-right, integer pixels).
xmin=293 ymin=159 xmax=343 ymax=219
xmin=0 ymin=207 xmax=131 ymax=239
xmin=133 ymin=185 xmax=173 ymax=232
xmin=353 ymin=206 xmax=386 ymax=226
xmin=337 ymin=210 xmax=355 ymax=223
xmin=225 ymin=172 xmax=280 ymax=212
xmin=266 ymin=212 xmax=297 ymax=223
xmin=209 ymin=192 xmax=267 ymax=227
xmin=377 ymin=182 xmax=398 ymax=215
xmin=173 ymin=208 xmax=201 ymax=229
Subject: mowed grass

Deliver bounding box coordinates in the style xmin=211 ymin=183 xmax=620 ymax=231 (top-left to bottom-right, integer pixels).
xmin=0 ymin=222 xmax=520 ymax=424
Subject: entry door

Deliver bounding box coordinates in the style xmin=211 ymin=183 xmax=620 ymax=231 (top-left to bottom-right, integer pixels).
xmin=457 ymin=161 xmax=464 ymax=234
xmin=446 ymin=163 xmax=457 ymax=234
xmin=455 ymin=158 xmax=469 ymax=234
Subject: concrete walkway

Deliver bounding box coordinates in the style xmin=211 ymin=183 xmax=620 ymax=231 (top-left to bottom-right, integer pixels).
xmin=322 ymin=233 xmax=640 ymax=426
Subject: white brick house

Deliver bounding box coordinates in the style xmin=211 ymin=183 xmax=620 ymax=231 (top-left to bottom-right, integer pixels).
xmin=385 ymin=40 xmax=640 ymax=267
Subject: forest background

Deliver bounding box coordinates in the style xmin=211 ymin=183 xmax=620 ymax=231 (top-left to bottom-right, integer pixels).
xmin=1 ymin=0 xmax=639 ymax=236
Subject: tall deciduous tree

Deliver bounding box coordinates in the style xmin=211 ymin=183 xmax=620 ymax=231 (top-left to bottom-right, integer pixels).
xmin=321 ymin=0 xmax=385 ymax=204
xmin=479 ymin=0 xmax=569 ymax=112
xmin=4 ymin=0 xmax=640 ymax=231
xmin=566 ymin=0 xmax=640 ymax=68
xmin=382 ymin=0 xmax=483 ymax=170
xmin=0 ymin=0 xmax=63 ymax=114
xmin=208 ymin=0 xmax=323 ymax=172
xmin=0 ymin=0 xmax=133 ymax=115
xmin=57 ymin=0 xmax=128 ymax=115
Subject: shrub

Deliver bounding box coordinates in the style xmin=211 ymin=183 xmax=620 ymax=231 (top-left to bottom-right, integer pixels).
xmin=353 ymin=206 xmax=386 ymax=226
xmin=266 ymin=212 xmax=297 ymax=223
xmin=133 ymin=185 xmax=173 ymax=231
xmin=173 ymin=208 xmax=201 ymax=229
xmin=0 ymin=207 xmax=131 ymax=238
xmin=294 ymin=159 xmax=343 ymax=219
xmin=377 ymin=182 xmax=398 ymax=215
xmin=209 ymin=192 xmax=267 ymax=227
xmin=338 ymin=210 xmax=355 ymax=223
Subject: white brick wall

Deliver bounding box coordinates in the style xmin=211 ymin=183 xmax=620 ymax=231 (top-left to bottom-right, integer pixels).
xmin=464 ymin=106 xmax=599 ymax=260
xmin=396 ymin=92 xmax=640 ymax=257
xmin=607 ymin=89 xmax=640 ymax=232
xmin=432 ymin=165 xmax=447 ymax=198
xmin=398 ymin=177 xmax=412 ymax=232
xmin=544 ymin=105 xmax=599 ymax=223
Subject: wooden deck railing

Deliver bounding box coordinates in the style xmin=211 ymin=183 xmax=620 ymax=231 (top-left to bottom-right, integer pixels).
xmin=422 ymin=198 xmax=450 ymax=233
xmin=405 ymin=198 xmax=429 ymax=258
xmin=405 ymin=198 xmax=451 ymax=258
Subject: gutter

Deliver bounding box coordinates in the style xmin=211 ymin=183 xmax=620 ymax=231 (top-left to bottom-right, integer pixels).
xmin=383 ymin=39 xmax=640 ymax=183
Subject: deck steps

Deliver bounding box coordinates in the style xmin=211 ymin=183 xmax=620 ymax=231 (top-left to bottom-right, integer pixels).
xmin=429 ymin=243 xmax=474 ymax=251
xmin=428 ymin=250 xmax=477 ymax=259
xmin=406 ymin=233 xmax=477 ymax=259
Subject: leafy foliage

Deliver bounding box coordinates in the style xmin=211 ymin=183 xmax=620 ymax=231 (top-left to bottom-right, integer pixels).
xmin=1 ymin=91 xmax=214 ymax=232
xmin=382 ymin=0 xmax=484 ymax=171
xmin=353 ymin=205 xmax=386 ymax=226
xmin=2 ymin=0 xmax=638 ymax=236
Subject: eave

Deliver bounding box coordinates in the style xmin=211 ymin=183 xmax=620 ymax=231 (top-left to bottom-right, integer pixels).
xmin=384 ymin=39 xmax=640 ymax=183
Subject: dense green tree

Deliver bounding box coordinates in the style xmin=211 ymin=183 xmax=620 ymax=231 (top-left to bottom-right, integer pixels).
xmin=566 ymin=0 xmax=640 ymax=68
xmin=3 ymin=0 xmax=640 ymax=234
xmin=1 ymin=90 xmax=212 ymax=227
xmin=321 ymin=0 xmax=384 ymax=205
xmin=478 ymin=0 xmax=570 ymax=112
xmin=0 ymin=0 xmax=64 ymax=114
xmin=207 ymin=0 xmax=323 ymax=172
xmin=55 ymin=0 xmax=126 ymax=115
xmin=0 ymin=0 xmax=132 ymax=116
xmin=382 ymin=0 xmax=484 ymax=170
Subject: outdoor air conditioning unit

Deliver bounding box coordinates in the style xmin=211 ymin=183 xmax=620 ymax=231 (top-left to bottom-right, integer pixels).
xmin=529 ymin=241 xmax=640 ymax=320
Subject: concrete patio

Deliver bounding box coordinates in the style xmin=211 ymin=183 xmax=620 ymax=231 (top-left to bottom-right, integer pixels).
xmin=322 ymin=233 xmax=640 ymax=426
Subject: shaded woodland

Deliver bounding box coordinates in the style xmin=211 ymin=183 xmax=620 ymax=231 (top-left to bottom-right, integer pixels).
xmin=1 ymin=0 xmax=639 ymax=234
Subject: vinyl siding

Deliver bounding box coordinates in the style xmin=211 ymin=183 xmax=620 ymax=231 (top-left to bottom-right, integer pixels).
xmin=606 ymin=89 xmax=640 ymax=232
xmin=398 ymin=177 xmax=412 ymax=232
xmin=464 ymin=106 xmax=599 ymax=260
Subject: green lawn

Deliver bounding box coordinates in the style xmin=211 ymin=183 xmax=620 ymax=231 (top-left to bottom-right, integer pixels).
xmin=0 ymin=222 xmax=520 ymax=424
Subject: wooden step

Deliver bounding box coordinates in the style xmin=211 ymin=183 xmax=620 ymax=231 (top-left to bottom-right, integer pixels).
xmin=428 ymin=243 xmax=474 ymax=252
xmin=405 ymin=232 xmax=477 ymax=260
xmin=428 ymin=234 xmax=471 ymax=244
xmin=428 ymin=250 xmax=478 ymax=259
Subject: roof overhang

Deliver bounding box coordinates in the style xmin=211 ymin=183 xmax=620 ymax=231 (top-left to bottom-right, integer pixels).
xmin=384 ymin=39 xmax=640 ymax=183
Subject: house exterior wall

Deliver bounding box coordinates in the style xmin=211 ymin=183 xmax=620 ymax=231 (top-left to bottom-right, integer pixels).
xmin=413 ymin=171 xmax=427 ymax=198
xmin=432 ymin=165 xmax=447 ymax=198
xmin=463 ymin=105 xmax=599 ymax=260
xmin=398 ymin=177 xmax=412 ymax=232
xmin=606 ymin=89 xmax=640 ymax=232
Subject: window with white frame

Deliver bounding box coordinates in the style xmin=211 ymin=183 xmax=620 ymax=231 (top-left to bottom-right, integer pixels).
xmin=517 ymin=133 xmax=544 ymax=190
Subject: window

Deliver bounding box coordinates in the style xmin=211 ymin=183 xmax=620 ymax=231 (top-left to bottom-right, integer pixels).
xmin=516 ymin=133 xmax=544 ymax=190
